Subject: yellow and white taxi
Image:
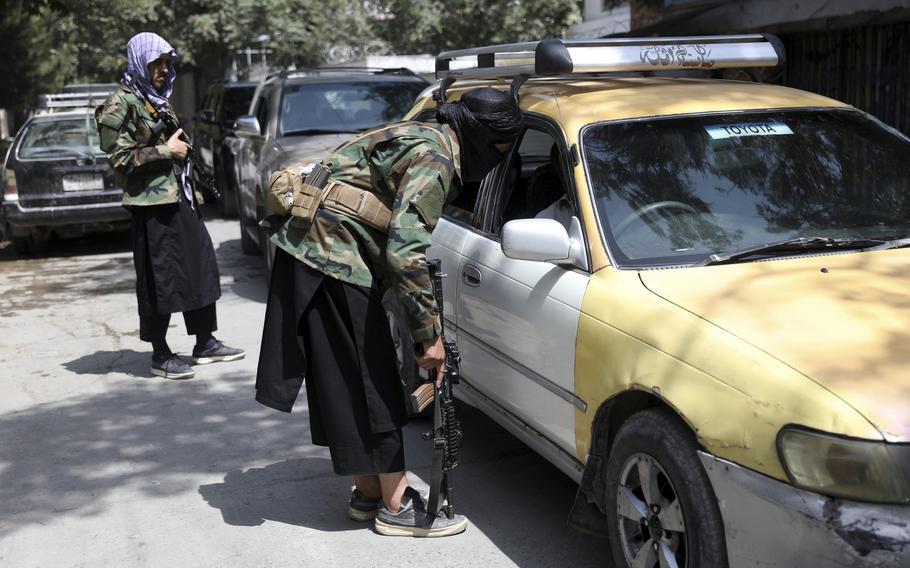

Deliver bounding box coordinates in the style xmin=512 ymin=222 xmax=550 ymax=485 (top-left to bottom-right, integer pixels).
xmin=404 ymin=36 xmax=910 ymax=568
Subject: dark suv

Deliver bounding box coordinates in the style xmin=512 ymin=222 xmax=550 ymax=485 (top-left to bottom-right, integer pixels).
xmin=192 ymin=81 xmax=257 ymax=217
xmin=233 ymin=68 xmax=427 ymax=267
xmin=2 ymin=85 xmax=129 ymax=254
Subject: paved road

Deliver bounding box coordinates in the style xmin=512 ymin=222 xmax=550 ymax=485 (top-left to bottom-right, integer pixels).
xmin=0 ymin=216 xmax=609 ymax=568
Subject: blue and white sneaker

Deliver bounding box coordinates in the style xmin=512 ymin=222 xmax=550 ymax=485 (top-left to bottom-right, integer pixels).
xmin=374 ymin=487 xmax=468 ymax=537
xmin=349 ymin=489 xmax=381 ymax=522
xmin=192 ymin=338 xmax=246 ymax=365
xmin=151 ymin=354 xmax=195 ymax=380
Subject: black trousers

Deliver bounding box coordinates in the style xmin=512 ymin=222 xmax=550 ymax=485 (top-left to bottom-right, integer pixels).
xmin=139 ymin=303 xmax=217 ymax=343
xmin=131 ymin=199 xmax=221 ymax=319
xmin=256 ymin=249 xmax=406 ymax=475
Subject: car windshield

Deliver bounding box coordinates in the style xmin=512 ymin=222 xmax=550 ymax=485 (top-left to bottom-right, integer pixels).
xmin=278 ymin=81 xmax=424 ymax=136
xmin=18 ymin=116 xmax=103 ymax=159
xmin=223 ymin=86 xmax=255 ymax=124
xmin=583 ymin=109 xmax=910 ymax=267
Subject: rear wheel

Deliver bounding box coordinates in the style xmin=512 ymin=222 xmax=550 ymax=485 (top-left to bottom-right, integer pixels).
xmin=240 ymin=215 xmax=260 ymax=255
xmin=605 ymin=407 xmax=727 ymax=568
xmin=11 ymin=235 xmax=33 ymax=256
xmin=10 ymin=229 xmax=41 ymax=256
xmin=215 ymin=157 xmax=238 ymax=218
xmin=256 ymin=205 xmax=276 ymax=275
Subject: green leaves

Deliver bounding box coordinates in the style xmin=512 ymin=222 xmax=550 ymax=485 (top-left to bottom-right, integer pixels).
xmin=369 ymin=0 xmax=581 ymax=53
xmin=4 ymin=0 xmax=581 ymax=112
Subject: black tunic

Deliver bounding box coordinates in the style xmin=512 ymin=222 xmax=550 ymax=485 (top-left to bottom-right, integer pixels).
xmin=130 ymin=199 xmax=221 ymax=317
xmin=256 ymin=249 xmax=407 ymax=475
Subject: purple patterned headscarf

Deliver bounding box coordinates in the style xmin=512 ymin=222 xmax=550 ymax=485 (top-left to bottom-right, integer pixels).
xmin=122 ymin=32 xmax=176 ymax=113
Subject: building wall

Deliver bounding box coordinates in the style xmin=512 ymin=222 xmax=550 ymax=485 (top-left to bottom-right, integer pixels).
xmin=784 ymin=22 xmax=910 ymax=135
xmin=652 ymin=0 xmax=910 ymax=34
xmin=643 ymin=0 xmax=910 ymax=134
xmin=571 ymin=1 xmax=631 ymax=38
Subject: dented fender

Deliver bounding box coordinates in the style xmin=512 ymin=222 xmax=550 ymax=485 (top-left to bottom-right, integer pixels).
xmin=573 ymin=268 xmax=880 ymax=481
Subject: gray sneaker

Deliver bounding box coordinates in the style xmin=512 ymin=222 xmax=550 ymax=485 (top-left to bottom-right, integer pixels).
xmin=151 ymin=354 xmax=195 ymax=380
xmin=349 ymin=489 xmax=380 ymax=522
xmin=374 ymin=487 xmax=468 ymax=537
xmin=192 ymin=338 xmax=246 ymax=365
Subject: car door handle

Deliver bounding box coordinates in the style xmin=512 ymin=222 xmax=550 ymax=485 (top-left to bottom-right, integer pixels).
xmin=462 ymin=264 xmax=483 ymax=287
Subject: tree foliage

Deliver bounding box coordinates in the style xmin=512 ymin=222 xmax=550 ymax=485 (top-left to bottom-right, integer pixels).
xmin=4 ymin=0 xmax=581 ymax=112
xmin=370 ymin=0 xmax=581 ymax=54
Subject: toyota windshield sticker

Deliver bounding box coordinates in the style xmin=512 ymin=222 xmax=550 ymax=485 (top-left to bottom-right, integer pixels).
xmin=705 ymin=121 xmax=794 ymax=140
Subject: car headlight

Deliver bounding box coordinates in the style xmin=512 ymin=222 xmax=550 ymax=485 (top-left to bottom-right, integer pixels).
xmin=778 ymin=427 xmax=910 ymax=504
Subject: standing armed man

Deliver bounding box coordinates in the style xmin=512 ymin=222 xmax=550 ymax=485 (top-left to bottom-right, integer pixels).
xmin=255 ymin=87 xmax=522 ymax=537
xmin=96 ymin=32 xmax=245 ymax=379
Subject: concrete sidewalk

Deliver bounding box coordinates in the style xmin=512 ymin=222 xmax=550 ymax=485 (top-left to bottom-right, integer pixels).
xmin=0 ymin=217 xmax=606 ymax=568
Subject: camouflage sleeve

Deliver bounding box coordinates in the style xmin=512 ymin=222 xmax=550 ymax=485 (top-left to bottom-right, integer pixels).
xmin=96 ymin=100 xmax=172 ymax=177
xmin=385 ymin=150 xmax=456 ymax=343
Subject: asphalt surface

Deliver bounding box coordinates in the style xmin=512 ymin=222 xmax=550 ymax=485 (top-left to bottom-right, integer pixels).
xmin=0 ymin=214 xmax=609 ymax=568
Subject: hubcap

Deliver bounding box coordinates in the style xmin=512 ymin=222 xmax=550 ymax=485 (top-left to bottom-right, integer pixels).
xmin=616 ymin=453 xmax=687 ymax=568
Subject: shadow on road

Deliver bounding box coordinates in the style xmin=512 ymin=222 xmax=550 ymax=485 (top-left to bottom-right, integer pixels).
xmin=0 ymin=361 xmax=606 ymax=566
xmin=0 ymin=230 xmax=132 ymax=262
xmin=63 ymin=349 xmax=151 ymax=377
xmin=199 ymin=458 xmax=355 ymax=532
xmin=0 ymin=371 xmax=310 ymax=539
xmin=197 ymin=401 xmax=607 ymax=567
xmin=214 ymin=237 xmax=267 ymax=304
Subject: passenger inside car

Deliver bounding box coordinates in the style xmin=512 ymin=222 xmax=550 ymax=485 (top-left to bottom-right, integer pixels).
xmin=530 ymin=144 xmax=574 ymax=231
xmin=499 ymin=129 xmax=575 ymax=231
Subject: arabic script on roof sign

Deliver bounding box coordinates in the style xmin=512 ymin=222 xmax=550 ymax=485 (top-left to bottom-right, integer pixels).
xmin=640 ymin=45 xmax=715 ymax=69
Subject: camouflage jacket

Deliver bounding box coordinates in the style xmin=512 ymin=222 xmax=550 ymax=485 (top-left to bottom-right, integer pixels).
xmin=273 ymin=122 xmax=462 ymax=343
xmin=96 ymin=85 xmax=202 ymax=206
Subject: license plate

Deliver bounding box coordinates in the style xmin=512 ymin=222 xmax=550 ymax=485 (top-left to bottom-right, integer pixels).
xmin=62 ymin=173 xmax=104 ymax=192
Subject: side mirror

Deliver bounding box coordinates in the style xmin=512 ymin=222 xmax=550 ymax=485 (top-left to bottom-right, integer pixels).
xmin=502 ymin=218 xmax=571 ymax=263
xmin=234 ymin=115 xmax=261 ymax=138
xmin=198 ymin=109 xmax=215 ymax=123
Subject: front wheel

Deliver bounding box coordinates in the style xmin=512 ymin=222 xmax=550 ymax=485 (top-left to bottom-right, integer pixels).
xmin=605 ymin=407 xmax=728 ymax=568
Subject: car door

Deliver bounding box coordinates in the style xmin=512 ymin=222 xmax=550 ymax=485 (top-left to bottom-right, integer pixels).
xmin=425 ymin=171 xmax=490 ymax=335
xmin=195 ymin=88 xmax=217 ymax=172
xmin=243 ymin=84 xmax=275 ymax=214
xmin=455 ymin=120 xmax=590 ymax=454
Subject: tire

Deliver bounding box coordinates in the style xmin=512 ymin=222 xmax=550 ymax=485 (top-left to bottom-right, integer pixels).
xmin=11 ymin=235 xmax=33 ymax=256
xmin=240 ymin=216 xmax=260 ymax=255
xmin=215 ymin=157 xmax=238 ymax=218
xmin=382 ymin=288 xmax=424 ymax=418
xmin=605 ymin=407 xmax=728 ymax=568
xmin=256 ymin=205 xmax=276 ymax=276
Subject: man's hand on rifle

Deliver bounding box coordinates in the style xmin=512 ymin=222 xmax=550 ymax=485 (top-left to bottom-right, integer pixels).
xmin=417 ymin=335 xmax=445 ymax=386
xmin=166 ymin=128 xmax=190 ymax=160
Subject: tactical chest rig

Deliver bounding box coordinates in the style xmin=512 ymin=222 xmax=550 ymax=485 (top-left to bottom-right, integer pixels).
xmin=266 ymin=124 xmax=414 ymax=233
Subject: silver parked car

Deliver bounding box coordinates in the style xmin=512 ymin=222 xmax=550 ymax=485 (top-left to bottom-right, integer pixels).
xmin=233 ymin=68 xmax=427 ymax=269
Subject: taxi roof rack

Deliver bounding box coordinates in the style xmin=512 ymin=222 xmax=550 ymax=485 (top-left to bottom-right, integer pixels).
xmin=37 ymin=84 xmax=118 ymax=112
xmin=435 ymin=34 xmax=785 ymax=101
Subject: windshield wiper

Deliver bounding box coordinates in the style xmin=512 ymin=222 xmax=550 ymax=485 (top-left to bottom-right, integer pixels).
xmin=699 ymin=236 xmax=886 ymax=267
xmin=867 ymin=236 xmax=910 ymax=252
xmin=282 ymin=128 xmax=359 ymax=136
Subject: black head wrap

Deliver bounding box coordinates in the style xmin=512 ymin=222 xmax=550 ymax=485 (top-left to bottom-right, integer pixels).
xmin=436 ymin=87 xmax=523 ymax=182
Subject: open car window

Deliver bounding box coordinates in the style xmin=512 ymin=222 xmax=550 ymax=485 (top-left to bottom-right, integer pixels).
xmin=493 ymin=126 xmax=575 ymax=235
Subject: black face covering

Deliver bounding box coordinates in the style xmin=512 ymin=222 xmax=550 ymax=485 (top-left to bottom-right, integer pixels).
xmin=436 ymin=87 xmax=523 ymax=183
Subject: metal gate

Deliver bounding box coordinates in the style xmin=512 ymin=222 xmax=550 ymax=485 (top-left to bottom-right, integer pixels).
xmin=783 ymin=22 xmax=910 ymax=135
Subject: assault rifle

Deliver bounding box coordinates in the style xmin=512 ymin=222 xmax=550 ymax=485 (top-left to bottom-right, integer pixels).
xmin=149 ymin=113 xmax=221 ymax=202
xmin=410 ymin=259 xmax=463 ymax=520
